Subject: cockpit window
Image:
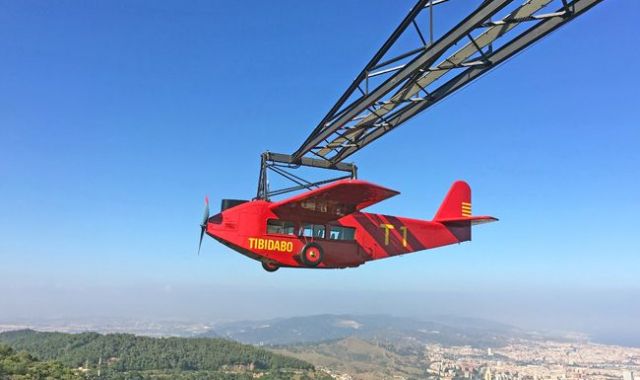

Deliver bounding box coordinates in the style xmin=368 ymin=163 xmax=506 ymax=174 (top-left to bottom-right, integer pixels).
xmin=266 ymin=219 xmax=296 ymax=235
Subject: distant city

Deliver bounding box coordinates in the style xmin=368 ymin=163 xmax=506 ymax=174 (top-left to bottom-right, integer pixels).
xmin=1 ymin=314 xmax=638 ymax=380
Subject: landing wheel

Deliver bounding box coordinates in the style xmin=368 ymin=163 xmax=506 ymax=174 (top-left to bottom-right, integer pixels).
xmin=299 ymin=242 xmax=324 ymax=267
xmin=261 ymin=261 xmax=279 ymax=272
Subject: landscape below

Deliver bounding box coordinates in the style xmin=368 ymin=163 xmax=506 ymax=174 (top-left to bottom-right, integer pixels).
xmin=0 ymin=315 xmax=638 ymax=380
xmin=0 ymin=329 xmax=328 ymax=380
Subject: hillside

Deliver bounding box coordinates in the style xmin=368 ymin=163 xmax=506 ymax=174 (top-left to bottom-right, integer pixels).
xmin=272 ymin=336 xmax=429 ymax=380
xmin=207 ymin=314 xmax=530 ymax=347
xmin=0 ymin=329 xmax=330 ymax=379
xmin=0 ymin=343 xmax=84 ymax=380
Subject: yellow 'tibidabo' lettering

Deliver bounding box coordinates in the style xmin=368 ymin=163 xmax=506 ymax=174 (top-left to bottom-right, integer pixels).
xmin=248 ymin=237 xmax=293 ymax=253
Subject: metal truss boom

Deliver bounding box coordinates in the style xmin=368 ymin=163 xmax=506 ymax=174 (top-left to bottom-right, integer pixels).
xmin=291 ymin=0 xmax=604 ymax=164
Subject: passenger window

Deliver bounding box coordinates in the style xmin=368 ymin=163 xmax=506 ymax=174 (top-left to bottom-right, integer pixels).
xmin=314 ymin=225 xmax=325 ymax=239
xmin=329 ymin=225 xmax=356 ymax=241
xmin=300 ymin=224 xmax=313 ymax=237
xmin=300 ymin=223 xmax=326 ymax=239
xmin=267 ymin=219 xmax=295 ymax=235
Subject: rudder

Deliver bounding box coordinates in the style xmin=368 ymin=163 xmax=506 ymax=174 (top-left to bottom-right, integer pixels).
xmin=434 ymin=180 xmax=471 ymax=221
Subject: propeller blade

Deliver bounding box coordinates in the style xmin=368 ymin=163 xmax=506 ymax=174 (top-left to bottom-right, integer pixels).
xmin=198 ymin=226 xmax=205 ymax=256
xmin=198 ymin=196 xmax=210 ymax=256
xmin=202 ymin=196 xmax=210 ymax=226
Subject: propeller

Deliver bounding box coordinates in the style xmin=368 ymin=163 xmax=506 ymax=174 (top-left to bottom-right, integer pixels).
xmin=198 ymin=196 xmax=209 ymax=255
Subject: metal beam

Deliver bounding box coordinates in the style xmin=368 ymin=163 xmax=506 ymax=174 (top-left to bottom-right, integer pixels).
xmin=329 ymin=0 xmax=603 ymax=163
xmin=264 ymin=152 xmax=355 ymax=172
xmin=327 ymin=0 xmax=554 ymax=151
xmin=294 ymin=0 xmax=432 ymax=159
xmin=291 ymin=0 xmax=512 ymax=161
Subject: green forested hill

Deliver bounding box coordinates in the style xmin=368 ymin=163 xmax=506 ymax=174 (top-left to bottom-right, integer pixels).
xmin=0 ymin=330 xmax=328 ymax=380
xmin=0 ymin=343 xmax=83 ymax=380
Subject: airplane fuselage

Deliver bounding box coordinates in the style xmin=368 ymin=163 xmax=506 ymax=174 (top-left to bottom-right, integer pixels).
xmin=206 ymin=199 xmax=467 ymax=270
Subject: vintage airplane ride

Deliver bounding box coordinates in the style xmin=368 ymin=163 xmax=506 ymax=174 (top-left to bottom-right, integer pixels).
xmin=199 ymin=180 xmax=496 ymax=272
xmin=198 ymin=0 xmax=602 ymax=270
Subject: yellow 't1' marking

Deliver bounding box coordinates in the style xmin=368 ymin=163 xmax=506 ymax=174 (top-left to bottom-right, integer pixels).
xmin=380 ymin=224 xmax=408 ymax=247
xmin=380 ymin=224 xmax=394 ymax=245
xmin=399 ymin=226 xmax=408 ymax=248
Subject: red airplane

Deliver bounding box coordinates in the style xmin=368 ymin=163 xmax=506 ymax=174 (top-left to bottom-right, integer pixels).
xmin=198 ymin=179 xmax=496 ymax=272
xmin=192 ymin=0 xmax=608 ymax=271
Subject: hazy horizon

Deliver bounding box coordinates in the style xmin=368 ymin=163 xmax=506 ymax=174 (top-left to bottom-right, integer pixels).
xmin=2 ymin=280 xmax=639 ymax=346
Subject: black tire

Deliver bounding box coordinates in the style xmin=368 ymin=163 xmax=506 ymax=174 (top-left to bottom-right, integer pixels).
xmin=261 ymin=261 xmax=279 ymax=272
xmin=299 ymin=242 xmax=324 ymax=267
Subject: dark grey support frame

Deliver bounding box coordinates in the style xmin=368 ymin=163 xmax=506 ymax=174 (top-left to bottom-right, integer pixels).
xmin=290 ymin=0 xmax=604 ymax=164
xmin=255 ymin=0 xmax=604 ymax=199
xmin=256 ymin=152 xmax=357 ymax=201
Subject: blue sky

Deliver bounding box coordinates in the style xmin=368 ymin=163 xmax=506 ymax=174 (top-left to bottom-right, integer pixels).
xmin=0 ymin=0 xmax=639 ymax=335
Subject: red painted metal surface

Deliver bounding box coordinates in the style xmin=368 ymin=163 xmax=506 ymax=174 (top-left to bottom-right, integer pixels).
xmin=269 ymin=179 xmax=399 ymax=223
xmin=205 ymin=179 xmax=496 ymax=270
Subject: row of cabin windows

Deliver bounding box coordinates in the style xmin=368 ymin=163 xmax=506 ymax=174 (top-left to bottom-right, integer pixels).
xmin=266 ymin=219 xmax=355 ymax=241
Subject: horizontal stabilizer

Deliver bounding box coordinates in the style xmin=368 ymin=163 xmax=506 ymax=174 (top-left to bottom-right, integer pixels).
xmin=436 ymin=215 xmax=498 ymax=226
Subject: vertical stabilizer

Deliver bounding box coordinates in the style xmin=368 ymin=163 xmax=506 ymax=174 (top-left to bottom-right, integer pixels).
xmin=434 ymin=181 xmax=472 ymax=221
xmin=433 ymin=181 xmax=497 ymax=242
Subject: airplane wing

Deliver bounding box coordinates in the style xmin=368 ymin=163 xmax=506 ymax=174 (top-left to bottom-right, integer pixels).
xmin=269 ymin=179 xmax=399 ymax=223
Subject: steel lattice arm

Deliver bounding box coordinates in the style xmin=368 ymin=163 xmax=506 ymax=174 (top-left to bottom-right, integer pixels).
xmin=291 ymin=0 xmax=604 ymax=164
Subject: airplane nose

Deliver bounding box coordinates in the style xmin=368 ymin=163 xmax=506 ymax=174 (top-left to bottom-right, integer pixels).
xmin=207 ymin=213 xmax=223 ymax=225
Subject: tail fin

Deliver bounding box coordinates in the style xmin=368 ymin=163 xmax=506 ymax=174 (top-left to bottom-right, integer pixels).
xmin=433 ymin=181 xmax=497 ymax=242
xmin=434 ymin=180 xmax=472 ymax=221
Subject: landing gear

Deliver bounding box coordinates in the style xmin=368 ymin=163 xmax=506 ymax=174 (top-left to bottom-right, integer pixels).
xmin=261 ymin=261 xmax=279 ymax=272
xmin=299 ymin=242 xmax=324 ymax=267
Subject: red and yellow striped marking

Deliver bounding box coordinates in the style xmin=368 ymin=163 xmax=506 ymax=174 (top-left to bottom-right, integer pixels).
xmin=461 ymin=202 xmax=472 ymax=217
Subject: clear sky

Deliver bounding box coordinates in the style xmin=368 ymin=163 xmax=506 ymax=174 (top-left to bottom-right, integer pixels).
xmin=0 ymin=0 xmax=638 ymax=342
